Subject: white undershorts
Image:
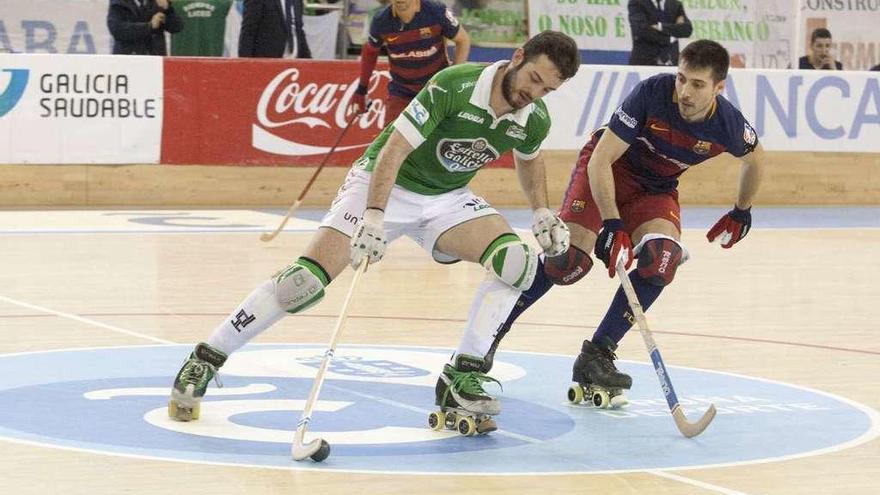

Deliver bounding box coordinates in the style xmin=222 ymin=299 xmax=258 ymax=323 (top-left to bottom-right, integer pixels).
xmin=320 ymin=168 xmax=500 ymax=263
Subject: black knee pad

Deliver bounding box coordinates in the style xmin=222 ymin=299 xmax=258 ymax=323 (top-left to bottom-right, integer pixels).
xmin=637 ymin=238 xmax=683 ymax=286
xmin=544 ymin=246 xmax=593 ymax=285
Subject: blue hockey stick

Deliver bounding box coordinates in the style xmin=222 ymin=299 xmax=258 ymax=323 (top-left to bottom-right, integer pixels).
xmin=616 ymin=259 xmax=716 ymax=438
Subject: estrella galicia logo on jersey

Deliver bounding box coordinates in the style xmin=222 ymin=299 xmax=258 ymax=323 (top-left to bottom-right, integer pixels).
xmin=436 ymin=138 xmax=500 ymax=172
xmin=0 ymin=344 xmax=876 ymax=474
xmin=297 ymin=355 xmax=429 ymax=378
xmin=0 ymin=69 xmax=29 ymax=117
xmin=406 ymin=99 xmax=430 ymax=126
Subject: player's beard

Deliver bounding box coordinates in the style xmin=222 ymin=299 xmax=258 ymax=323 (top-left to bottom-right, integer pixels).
xmin=501 ymin=61 xmax=527 ymax=110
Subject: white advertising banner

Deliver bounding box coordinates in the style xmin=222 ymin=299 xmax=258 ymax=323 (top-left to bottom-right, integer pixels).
xmin=542 ymin=65 xmax=880 ymax=152
xmin=798 ymin=0 xmax=880 ymax=70
xmin=529 ymin=0 xmax=632 ymax=52
xmin=0 ymin=54 xmax=163 ymax=164
xmin=527 ymin=0 xmax=796 ymax=69
xmin=0 ymin=0 xmax=113 ymax=54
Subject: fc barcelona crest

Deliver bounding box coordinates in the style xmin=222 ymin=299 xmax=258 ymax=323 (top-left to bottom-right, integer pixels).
xmin=571 ymin=199 xmax=586 ymax=213
xmin=692 ymin=140 xmax=711 ymax=155
xmin=420 ymin=27 xmax=433 ymax=38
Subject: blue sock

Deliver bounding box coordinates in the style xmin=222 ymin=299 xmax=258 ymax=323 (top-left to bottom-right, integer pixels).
xmin=593 ymin=271 xmax=664 ymax=345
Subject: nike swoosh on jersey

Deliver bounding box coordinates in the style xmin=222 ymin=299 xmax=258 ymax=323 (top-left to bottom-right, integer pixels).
xmin=649 ymin=123 xmax=670 ymax=132
xmin=387 ymin=36 xmax=400 ymax=42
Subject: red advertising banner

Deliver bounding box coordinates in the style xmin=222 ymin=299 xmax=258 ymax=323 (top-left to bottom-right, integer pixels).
xmin=162 ymin=58 xmax=392 ymax=166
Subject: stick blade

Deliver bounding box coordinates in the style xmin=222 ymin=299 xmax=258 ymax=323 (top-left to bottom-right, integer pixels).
xmin=673 ymin=404 xmax=717 ymax=438
xmin=260 ymin=230 xmax=280 ymax=242
xmin=291 ymin=437 xmax=322 ymax=461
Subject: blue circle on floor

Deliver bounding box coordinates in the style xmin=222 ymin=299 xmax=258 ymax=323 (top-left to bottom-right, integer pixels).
xmin=0 ymin=344 xmax=875 ymax=474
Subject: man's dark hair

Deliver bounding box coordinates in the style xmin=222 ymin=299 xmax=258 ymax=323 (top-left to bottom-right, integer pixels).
xmin=522 ymin=31 xmax=581 ymax=80
xmin=680 ymin=39 xmax=730 ymax=82
xmin=811 ymin=28 xmax=833 ymax=44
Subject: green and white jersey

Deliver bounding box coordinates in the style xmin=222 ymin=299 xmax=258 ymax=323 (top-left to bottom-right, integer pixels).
xmin=357 ymin=61 xmax=552 ymax=195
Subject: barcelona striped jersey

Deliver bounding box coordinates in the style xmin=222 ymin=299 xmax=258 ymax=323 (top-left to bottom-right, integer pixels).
xmin=606 ymin=73 xmax=759 ymax=192
xmin=367 ymin=0 xmax=461 ymax=99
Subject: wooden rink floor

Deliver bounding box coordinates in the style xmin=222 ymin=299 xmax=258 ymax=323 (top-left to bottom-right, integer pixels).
xmin=1 ymin=207 xmax=879 ymax=494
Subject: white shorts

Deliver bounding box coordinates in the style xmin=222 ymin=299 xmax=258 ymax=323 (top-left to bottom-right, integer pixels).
xmin=320 ymin=168 xmax=500 ymax=263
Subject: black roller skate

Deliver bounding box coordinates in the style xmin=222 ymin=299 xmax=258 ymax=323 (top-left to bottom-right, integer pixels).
xmin=428 ymin=354 xmax=501 ymax=436
xmin=567 ymin=336 xmax=631 ymax=409
xmin=168 ymin=342 xmax=227 ymax=421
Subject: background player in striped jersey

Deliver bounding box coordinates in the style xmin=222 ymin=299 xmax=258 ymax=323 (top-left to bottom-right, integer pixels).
xmin=168 ymin=31 xmax=580 ymax=434
xmin=347 ymin=0 xmax=470 ymax=123
xmin=467 ymin=39 xmax=767 ymax=406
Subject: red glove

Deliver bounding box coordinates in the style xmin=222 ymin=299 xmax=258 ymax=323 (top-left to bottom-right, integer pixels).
xmin=594 ymin=219 xmax=633 ymax=278
xmin=347 ymin=84 xmax=370 ymax=116
xmin=706 ymin=206 xmax=751 ymax=249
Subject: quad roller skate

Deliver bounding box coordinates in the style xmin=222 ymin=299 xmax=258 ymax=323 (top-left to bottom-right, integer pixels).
xmin=567 ymin=337 xmax=631 ymax=409
xmin=428 ymin=354 xmax=500 ymax=436
xmin=168 ymin=342 xmax=227 ymax=421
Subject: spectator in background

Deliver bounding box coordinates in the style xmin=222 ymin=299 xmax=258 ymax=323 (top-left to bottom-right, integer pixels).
xmin=171 ymin=0 xmax=233 ymax=56
xmin=799 ymin=28 xmax=842 ymax=70
xmin=239 ymin=0 xmax=311 ymax=58
xmin=627 ymin=0 xmax=692 ymax=66
xmin=347 ymin=0 xmax=470 ymax=122
xmin=108 ymin=0 xmax=183 ymax=55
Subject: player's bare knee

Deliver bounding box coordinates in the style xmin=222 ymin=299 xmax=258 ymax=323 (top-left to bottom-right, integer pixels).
xmin=544 ymin=246 xmax=593 ymax=285
xmin=482 ymin=236 xmax=538 ymax=291
xmin=635 ymin=237 xmax=685 ymax=286
xmin=273 ymin=257 xmax=330 ymax=313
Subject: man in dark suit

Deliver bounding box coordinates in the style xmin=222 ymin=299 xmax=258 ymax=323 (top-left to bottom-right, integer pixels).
xmin=238 ymin=0 xmax=311 ymax=58
xmin=107 ymin=0 xmax=184 ymax=55
xmin=628 ymin=0 xmax=692 ymax=66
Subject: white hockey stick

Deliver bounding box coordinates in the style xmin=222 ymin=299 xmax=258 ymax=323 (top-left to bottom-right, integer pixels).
xmin=260 ymin=112 xmax=360 ymax=243
xmin=292 ymin=260 xmax=369 ymax=461
xmin=616 ymin=259 xmax=716 ymax=438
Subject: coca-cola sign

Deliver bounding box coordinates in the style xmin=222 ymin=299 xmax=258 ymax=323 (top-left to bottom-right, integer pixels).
xmin=162 ymin=59 xmax=391 ymax=166
xmin=253 ymin=67 xmax=392 ymax=157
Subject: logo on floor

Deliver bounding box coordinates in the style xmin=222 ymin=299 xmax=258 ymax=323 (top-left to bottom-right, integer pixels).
xmin=0 ymin=344 xmax=875 ymax=474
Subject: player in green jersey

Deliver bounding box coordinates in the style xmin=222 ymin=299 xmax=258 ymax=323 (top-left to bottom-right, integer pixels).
xmin=168 ymin=31 xmax=580 ymax=435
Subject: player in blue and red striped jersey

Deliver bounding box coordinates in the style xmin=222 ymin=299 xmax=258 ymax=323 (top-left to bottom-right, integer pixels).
xmin=459 ymin=39 xmax=767 ymax=407
xmin=347 ymin=0 xmax=470 ymax=122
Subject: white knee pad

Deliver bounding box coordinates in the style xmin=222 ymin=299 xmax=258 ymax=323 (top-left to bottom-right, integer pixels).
xmin=273 ymin=259 xmax=328 ymax=314
xmin=483 ymin=240 xmax=538 ymax=291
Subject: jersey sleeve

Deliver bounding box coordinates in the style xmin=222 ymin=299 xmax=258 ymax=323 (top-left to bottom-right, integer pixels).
xmin=514 ymin=106 xmax=550 ymax=161
xmin=367 ymin=14 xmax=383 ymax=47
xmin=727 ymin=112 xmax=759 ymax=157
xmin=607 ymin=78 xmax=652 ymax=143
xmin=393 ymin=70 xmax=458 ymax=149
xmin=439 ymin=6 xmax=461 ymax=39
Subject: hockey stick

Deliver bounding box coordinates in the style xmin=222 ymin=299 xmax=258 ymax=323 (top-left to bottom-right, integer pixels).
xmin=292 ymin=259 xmax=369 ymax=462
xmin=616 ymin=259 xmax=716 ymax=438
xmin=260 ymin=112 xmax=360 ymax=242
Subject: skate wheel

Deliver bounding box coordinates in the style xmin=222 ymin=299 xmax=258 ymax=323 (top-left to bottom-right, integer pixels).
xmin=567 ymin=384 xmax=585 ymax=404
xmin=428 ymin=411 xmax=446 ymax=431
xmin=168 ymin=400 xmax=193 ymax=422
xmin=591 ymin=389 xmax=610 ymax=408
xmin=310 ymin=439 xmax=331 ymax=462
xmin=610 ymin=394 xmax=629 ymax=408
xmin=475 ymin=417 xmax=497 ymax=434
xmin=444 ymin=412 xmax=457 ymax=430
xmin=191 ymin=403 xmax=200 ymax=420
xmin=457 ymin=416 xmax=477 ymax=436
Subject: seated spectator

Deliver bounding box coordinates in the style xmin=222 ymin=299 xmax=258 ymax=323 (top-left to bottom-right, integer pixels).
xmin=108 ymin=0 xmax=183 ymax=55
xmin=799 ymin=28 xmax=842 ymax=70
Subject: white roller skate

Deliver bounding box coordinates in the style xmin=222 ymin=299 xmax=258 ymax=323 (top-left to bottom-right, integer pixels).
xmin=428 ymin=354 xmax=501 ymax=436
xmin=168 ymin=342 xmax=227 ymax=421
xmin=567 ymin=337 xmax=631 ymax=409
